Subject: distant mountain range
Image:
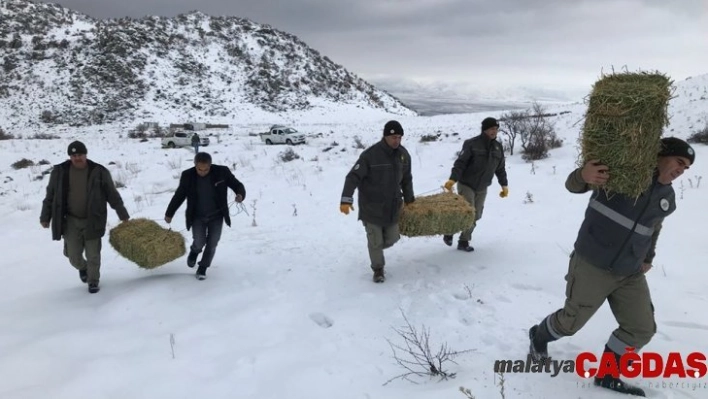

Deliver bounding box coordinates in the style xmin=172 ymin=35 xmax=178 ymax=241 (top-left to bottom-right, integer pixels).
xmin=369 ymin=77 xmax=586 ymax=116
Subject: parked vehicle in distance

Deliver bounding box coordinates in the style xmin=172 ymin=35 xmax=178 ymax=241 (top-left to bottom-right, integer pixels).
xmin=259 ymin=125 xmax=306 ymax=145
xmin=162 ymin=131 xmax=210 ymax=148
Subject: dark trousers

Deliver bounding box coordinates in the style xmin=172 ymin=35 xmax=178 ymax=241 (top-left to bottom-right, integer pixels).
xmin=64 ymin=216 xmax=102 ymax=284
xmin=190 ymin=216 xmax=223 ymax=268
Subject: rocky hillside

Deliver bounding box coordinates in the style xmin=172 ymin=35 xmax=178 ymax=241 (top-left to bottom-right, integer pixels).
xmin=0 ymin=0 xmax=415 ymax=128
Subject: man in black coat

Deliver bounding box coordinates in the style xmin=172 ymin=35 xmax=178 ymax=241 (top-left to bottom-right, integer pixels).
xmin=165 ymin=152 xmax=246 ymax=280
xmin=442 ymin=117 xmax=509 ymax=251
xmin=40 ymin=140 xmax=130 ymax=293
xmin=340 ymin=120 xmax=415 ymax=283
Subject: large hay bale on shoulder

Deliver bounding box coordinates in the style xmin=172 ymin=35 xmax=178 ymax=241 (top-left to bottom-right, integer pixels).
xmin=580 ymin=70 xmax=674 ymax=198
xmin=399 ymin=192 xmax=475 ymax=237
xmin=109 ymin=218 xmax=186 ymax=269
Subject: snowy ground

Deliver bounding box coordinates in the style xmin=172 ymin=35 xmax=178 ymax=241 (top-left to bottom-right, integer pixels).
xmin=1 ymin=78 xmax=707 ymax=399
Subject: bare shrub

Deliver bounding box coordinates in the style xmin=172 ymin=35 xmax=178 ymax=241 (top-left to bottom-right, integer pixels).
xmin=384 ymin=309 xmax=473 ymax=386
xmin=687 ymin=122 xmax=708 ymax=145
xmin=420 ymin=132 xmax=441 ymax=142
xmin=128 ymin=123 xmax=149 ymax=139
xmin=498 ymin=111 xmax=526 ymax=155
xmin=166 ymin=157 xmax=182 ymax=170
xmin=353 ymin=136 xmax=366 ymax=149
xmin=150 ymin=124 xmax=166 ymax=138
xmin=40 ymin=110 xmax=56 ymax=124
xmin=0 ymin=127 xmax=15 ymax=140
xmin=279 ymin=148 xmax=300 ymax=162
xmin=519 ymin=102 xmax=558 ymax=161
xmin=12 ymin=158 xmax=34 ymax=170
xmin=501 ymin=103 xmax=561 ymax=160
xmin=125 ymin=162 xmax=141 ymax=176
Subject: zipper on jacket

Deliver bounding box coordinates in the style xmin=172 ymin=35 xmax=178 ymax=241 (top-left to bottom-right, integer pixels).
xmin=391 ymin=149 xmax=401 ymax=224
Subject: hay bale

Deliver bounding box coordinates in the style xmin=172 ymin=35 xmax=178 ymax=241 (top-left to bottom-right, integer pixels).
xmin=580 ymin=70 xmax=674 ymax=198
xmin=109 ymin=218 xmax=186 ymax=269
xmin=399 ymin=192 xmax=475 ymax=237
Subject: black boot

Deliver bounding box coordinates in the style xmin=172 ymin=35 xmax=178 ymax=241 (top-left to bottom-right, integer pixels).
xmin=593 ymin=346 xmax=646 ymax=397
xmin=529 ymin=318 xmax=557 ymax=363
xmin=79 ymin=269 xmax=88 ymax=283
xmin=372 ymin=267 xmax=385 ymax=283
xmin=187 ymin=251 xmax=198 ymax=268
xmin=443 ymin=235 xmax=453 ymax=246
xmin=457 ymin=240 xmax=474 ymax=252
xmin=195 ymin=265 xmax=207 ymax=280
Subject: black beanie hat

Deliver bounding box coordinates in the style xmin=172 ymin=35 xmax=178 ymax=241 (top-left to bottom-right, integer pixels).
xmin=383 ymin=120 xmax=404 ymax=136
xmin=659 ymin=137 xmax=695 ymax=165
xmin=67 ymin=140 xmax=87 ymax=156
xmin=481 ymin=117 xmax=499 ymax=132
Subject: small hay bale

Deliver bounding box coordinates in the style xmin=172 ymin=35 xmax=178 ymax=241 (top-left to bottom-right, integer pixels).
xmin=109 ymin=218 xmax=186 ymax=269
xmin=580 ymin=70 xmax=674 ymax=198
xmin=399 ymin=192 xmax=475 ymax=237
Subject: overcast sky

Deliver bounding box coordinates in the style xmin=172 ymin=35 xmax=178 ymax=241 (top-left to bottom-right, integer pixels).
xmin=43 ymin=0 xmax=708 ymax=98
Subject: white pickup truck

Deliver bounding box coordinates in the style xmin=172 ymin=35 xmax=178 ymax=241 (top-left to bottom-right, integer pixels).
xmin=162 ymin=131 xmax=210 ymax=148
xmin=259 ymin=125 xmax=306 ymax=145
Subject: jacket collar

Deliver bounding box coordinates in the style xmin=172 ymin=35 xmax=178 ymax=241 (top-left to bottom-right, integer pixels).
xmin=61 ymin=159 xmax=97 ymax=172
xmin=377 ymin=138 xmax=399 ymax=155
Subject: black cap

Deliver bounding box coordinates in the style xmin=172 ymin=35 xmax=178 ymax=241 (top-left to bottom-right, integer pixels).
xmin=383 ymin=120 xmax=404 ymax=136
xmin=67 ymin=140 xmax=87 ymax=156
xmin=659 ymin=137 xmax=695 ymax=165
xmin=481 ymin=117 xmax=499 ymax=132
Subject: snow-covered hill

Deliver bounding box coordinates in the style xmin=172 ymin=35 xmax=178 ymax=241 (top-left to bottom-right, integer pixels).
xmin=0 ymin=0 xmax=415 ymax=130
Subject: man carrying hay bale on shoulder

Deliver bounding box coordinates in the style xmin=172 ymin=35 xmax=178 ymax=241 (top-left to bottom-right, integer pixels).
xmin=528 ymin=137 xmax=695 ymax=397
xmin=40 ymin=141 xmax=130 ymax=294
xmin=442 ymin=117 xmax=509 ymax=252
xmin=340 ymin=120 xmax=415 ymax=283
xmin=164 ymin=152 xmax=246 ymax=281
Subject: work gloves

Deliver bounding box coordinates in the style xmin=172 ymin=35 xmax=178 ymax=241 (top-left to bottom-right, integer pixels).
xmin=443 ymin=179 xmax=456 ymax=192
xmin=499 ymin=186 xmax=509 ymax=198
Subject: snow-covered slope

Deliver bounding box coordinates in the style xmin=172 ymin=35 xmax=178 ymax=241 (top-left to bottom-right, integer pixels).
xmin=0 ymin=0 xmax=415 ymax=130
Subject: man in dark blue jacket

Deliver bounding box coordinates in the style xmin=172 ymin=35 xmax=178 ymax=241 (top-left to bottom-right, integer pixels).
xmin=528 ymin=137 xmax=695 ymax=397
xmin=165 ymin=152 xmax=246 ymax=280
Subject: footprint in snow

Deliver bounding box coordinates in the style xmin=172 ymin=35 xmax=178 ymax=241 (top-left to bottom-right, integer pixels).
xmin=510 ymin=283 xmax=544 ymax=292
xmin=309 ymin=312 xmax=334 ymax=328
xmin=661 ymin=321 xmax=708 ymax=331
xmin=453 ymin=292 xmax=471 ymax=301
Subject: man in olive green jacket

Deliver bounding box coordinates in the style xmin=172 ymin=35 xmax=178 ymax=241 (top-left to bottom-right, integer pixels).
xmin=340 ymin=120 xmax=415 ymax=283
xmin=40 ymin=141 xmax=130 ymax=293
xmin=528 ymin=137 xmax=695 ymax=397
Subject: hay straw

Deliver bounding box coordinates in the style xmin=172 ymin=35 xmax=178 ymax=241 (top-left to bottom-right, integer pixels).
xmin=580 ymin=70 xmax=674 ymax=198
xmin=109 ymin=218 xmax=186 ymax=269
xmin=399 ymin=192 xmax=475 ymax=237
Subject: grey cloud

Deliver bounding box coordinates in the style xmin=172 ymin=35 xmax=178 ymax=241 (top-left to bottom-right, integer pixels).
xmin=40 ymin=0 xmax=708 ymax=97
